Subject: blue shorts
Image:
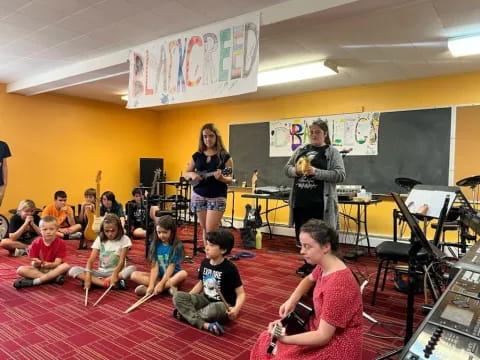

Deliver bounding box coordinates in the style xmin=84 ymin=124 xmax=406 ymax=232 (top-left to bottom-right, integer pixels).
xmin=191 ymin=191 xmax=226 ymax=212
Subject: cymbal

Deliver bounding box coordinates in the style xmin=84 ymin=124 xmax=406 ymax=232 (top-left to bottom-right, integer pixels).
xmin=456 ymin=175 xmax=480 ymax=187
xmin=394 ymin=177 xmax=422 ymax=191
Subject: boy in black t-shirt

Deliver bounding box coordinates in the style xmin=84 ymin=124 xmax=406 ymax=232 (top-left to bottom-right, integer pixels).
xmin=173 ymin=228 xmax=245 ymax=335
xmin=126 ymin=187 xmax=146 ymax=238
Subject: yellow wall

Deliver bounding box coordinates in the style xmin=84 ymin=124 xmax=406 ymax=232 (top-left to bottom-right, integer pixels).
xmin=0 ymin=85 xmax=162 ymax=212
xmin=3 ymin=70 xmax=480 ymax=238
xmin=154 ymin=71 xmax=480 ymax=238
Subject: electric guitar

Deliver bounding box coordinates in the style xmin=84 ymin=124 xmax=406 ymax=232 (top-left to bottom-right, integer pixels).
xmin=244 ymin=203 xmax=263 ymax=228
xmin=190 ymin=167 xmax=232 ymax=186
xmin=83 ymin=171 xmax=103 ymax=242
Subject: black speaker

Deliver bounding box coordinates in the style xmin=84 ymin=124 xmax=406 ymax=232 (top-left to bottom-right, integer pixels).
xmin=140 ymin=158 xmax=163 ymax=187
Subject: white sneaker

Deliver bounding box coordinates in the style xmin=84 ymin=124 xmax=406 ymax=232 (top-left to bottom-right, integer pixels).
xmin=14 ymin=248 xmax=27 ymax=257
xmin=69 ymin=232 xmax=83 ymax=240
xmin=169 ymin=286 xmax=178 ymax=296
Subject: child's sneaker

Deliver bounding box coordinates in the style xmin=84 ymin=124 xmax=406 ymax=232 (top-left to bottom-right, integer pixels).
xmin=69 ymin=232 xmax=83 ymax=240
xmin=115 ymin=279 xmax=127 ymax=290
xmin=54 ymin=275 xmax=65 ymax=285
xmin=13 ymin=248 xmax=27 ymax=257
xmin=135 ymin=285 xmax=147 ymax=296
xmin=13 ymin=278 xmax=34 ymax=289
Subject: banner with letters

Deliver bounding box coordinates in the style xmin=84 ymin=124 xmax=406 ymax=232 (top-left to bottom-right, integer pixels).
xmin=127 ymin=12 xmax=259 ymax=108
xmin=269 ymin=112 xmax=380 ymax=157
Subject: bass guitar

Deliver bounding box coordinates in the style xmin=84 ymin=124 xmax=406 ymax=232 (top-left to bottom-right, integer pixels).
xmin=83 ymin=171 xmax=103 ymax=244
xmin=190 ymin=168 xmax=232 ymax=187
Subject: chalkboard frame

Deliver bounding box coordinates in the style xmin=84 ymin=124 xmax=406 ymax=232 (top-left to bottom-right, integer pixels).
xmin=229 ymin=108 xmax=452 ymax=194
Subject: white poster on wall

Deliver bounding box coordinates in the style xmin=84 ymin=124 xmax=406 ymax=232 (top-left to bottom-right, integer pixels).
xmin=127 ymin=12 xmax=259 ymax=108
xmin=269 ymin=112 xmax=380 ymax=157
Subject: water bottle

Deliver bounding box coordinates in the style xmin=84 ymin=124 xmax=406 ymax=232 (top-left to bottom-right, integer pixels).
xmin=255 ymin=230 xmax=262 ymax=249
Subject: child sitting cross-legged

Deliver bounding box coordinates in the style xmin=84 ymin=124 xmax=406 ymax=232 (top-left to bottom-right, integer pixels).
xmin=172 ymin=228 xmax=246 ymax=336
xmin=13 ymin=216 xmax=70 ymax=289
xmin=130 ymin=215 xmax=187 ymax=296
xmin=68 ymin=214 xmax=136 ymax=290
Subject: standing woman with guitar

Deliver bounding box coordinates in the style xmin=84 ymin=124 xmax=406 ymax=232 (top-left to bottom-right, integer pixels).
xmin=184 ymin=123 xmax=233 ymax=250
xmin=250 ymin=219 xmax=363 ymax=360
xmin=285 ymin=119 xmax=345 ymax=276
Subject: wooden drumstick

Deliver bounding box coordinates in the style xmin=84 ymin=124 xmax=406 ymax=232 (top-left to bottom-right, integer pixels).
xmin=84 ymin=288 xmax=89 ymax=307
xmin=124 ymin=293 xmax=155 ymax=313
xmin=93 ymin=284 xmax=113 ymax=306
xmin=215 ymin=285 xmax=230 ymax=312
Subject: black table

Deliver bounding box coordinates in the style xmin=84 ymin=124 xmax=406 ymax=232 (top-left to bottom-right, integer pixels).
xmin=241 ymin=193 xmax=382 ymax=254
xmin=339 ymin=198 xmax=382 ymax=256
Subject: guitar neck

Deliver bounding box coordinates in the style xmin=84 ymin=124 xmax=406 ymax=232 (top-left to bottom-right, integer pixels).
xmin=95 ymin=183 xmax=101 ymax=217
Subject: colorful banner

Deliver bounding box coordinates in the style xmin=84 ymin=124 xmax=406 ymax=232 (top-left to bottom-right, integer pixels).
xmin=269 ymin=112 xmax=380 ymax=157
xmin=127 ymin=12 xmax=259 ymax=108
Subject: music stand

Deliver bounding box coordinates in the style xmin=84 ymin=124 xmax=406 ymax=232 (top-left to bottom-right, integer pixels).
xmin=375 ymin=193 xmax=449 ymax=360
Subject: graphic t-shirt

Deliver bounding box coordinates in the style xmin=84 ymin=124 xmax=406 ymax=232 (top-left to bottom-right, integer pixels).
xmin=155 ymin=241 xmax=183 ymax=278
xmin=294 ymin=144 xmax=328 ymax=208
xmin=8 ymin=213 xmax=41 ymax=245
xmin=198 ymin=258 xmax=242 ymax=306
xmin=127 ymin=201 xmax=146 ymax=227
xmin=92 ymin=235 xmax=132 ymax=272
xmin=29 ymin=237 xmax=67 ymax=262
xmin=0 ymin=141 xmax=11 ymax=186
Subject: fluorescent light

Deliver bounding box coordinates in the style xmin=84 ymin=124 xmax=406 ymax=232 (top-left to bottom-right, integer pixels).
xmin=448 ymin=35 xmax=480 ymax=57
xmin=121 ymin=94 xmax=128 ymax=101
xmin=258 ymin=60 xmax=338 ymax=86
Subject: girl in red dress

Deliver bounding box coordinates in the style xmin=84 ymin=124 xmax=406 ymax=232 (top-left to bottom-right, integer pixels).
xmin=250 ymin=219 xmax=363 ymax=360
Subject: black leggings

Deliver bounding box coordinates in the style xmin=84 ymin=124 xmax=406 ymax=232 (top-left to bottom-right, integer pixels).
xmin=293 ymin=205 xmax=324 ymax=244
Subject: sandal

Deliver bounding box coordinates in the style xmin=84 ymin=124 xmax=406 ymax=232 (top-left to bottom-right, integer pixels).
xmin=237 ymin=251 xmax=255 ymax=259
xmin=206 ymin=321 xmax=224 ymax=336
xmin=172 ymin=309 xmax=187 ymax=323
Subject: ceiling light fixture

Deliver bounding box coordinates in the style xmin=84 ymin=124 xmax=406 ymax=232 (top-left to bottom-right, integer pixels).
xmin=258 ymin=60 xmax=338 ymax=86
xmin=448 ymin=34 xmax=480 ymax=57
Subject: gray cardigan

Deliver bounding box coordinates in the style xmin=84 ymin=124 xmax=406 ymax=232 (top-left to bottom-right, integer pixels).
xmin=284 ymin=145 xmax=346 ymax=229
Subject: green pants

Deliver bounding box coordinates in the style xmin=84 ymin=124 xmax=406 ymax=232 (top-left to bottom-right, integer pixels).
xmin=173 ymin=291 xmax=227 ymax=329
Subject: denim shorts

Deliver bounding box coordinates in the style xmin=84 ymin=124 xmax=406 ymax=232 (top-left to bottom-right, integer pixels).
xmin=190 ymin=191 xmax=226 ymax=212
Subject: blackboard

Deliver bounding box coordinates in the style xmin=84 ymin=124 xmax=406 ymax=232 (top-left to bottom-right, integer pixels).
xmin=229 ymin=108 xmax=451 ymax=194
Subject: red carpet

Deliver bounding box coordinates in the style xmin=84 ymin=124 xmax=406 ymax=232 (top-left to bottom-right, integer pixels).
xmin=0 ymin=227 xmax=425 ymax=359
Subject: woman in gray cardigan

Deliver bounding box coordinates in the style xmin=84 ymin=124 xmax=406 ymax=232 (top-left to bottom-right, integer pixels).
xmin=284 ymin=119 xmax=345 ymax=275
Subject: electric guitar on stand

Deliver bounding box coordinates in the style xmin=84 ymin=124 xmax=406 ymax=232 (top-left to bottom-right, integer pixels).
xmin=81 ymin=171 xmax=102 ymax=248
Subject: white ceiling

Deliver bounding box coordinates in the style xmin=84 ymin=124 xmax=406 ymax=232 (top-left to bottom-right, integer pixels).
xmin=2 ymin=0 xmax=480 ymax=109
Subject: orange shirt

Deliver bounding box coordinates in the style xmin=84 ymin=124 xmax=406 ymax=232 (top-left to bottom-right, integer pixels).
xmin=41 ymin=204 xmax=74 ymax=228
